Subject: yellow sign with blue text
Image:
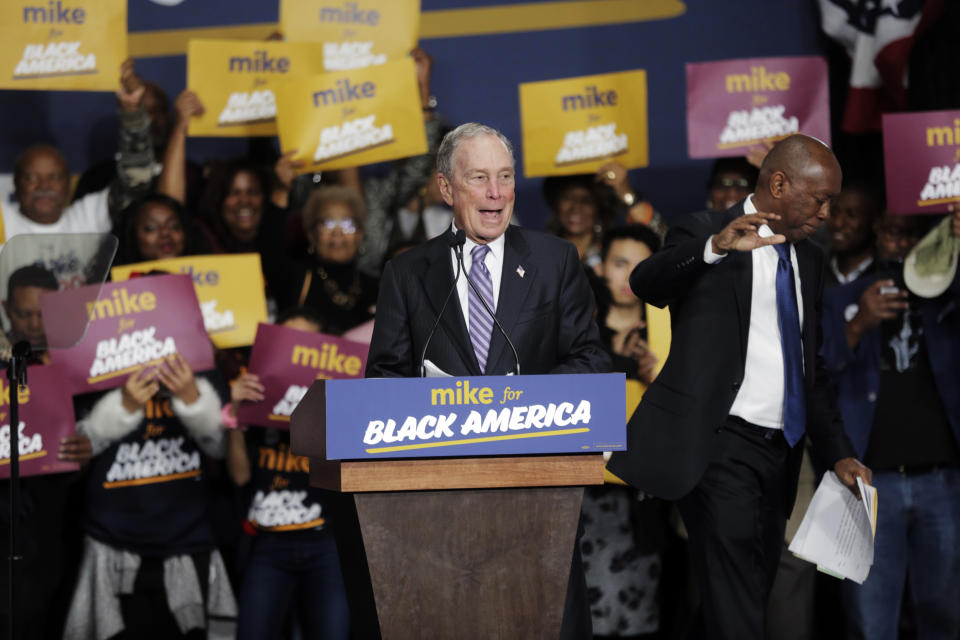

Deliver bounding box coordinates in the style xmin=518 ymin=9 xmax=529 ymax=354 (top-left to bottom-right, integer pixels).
xmin=519 ymin=69 xmax=649 ymax=177
xmin=187 ymin=39 xmax=330 ymax=138
xmin=274 ymin=57 xmax=427 ymax=172
xmin=110 ymin=253 xmax=267 ymax=349
xmin=0 ymin=0 xmax=125 ymax=91
xmin=280 ymin=0 xmax=420 ymax=70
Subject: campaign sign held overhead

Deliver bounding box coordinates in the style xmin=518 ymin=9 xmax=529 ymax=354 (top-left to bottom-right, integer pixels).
xmin=519 ymin=69 xmax=649 ymax=178
xmin=686 ymin=56 xmax=830 ymax=158
xmin=0 ymin=0 xmax=126 ymax=91
xmin=882 ymin=110 xmax=960 ymax=214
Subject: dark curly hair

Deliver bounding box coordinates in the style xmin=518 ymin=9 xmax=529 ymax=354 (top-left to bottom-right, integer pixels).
xmin=542 ymin=174 xmax=616 ymax=239
xmin=113 ymin=193 xmax=204 ymax=265
xmin=197 ymin=158 xmax=273 ymax=251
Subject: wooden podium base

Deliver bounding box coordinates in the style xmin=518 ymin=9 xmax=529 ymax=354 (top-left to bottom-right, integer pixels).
xmin=354 ymin=486 xmax=583 ymax=640
xmin=308 ymin=455 xmax=603 ymax=639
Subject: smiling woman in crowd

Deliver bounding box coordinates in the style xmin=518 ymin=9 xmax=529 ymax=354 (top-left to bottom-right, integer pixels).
xmin=194 ymin=158 xmax=293 ymax=304
xmin=543 ymin=173 xmax=615 ymax=275
xmin=113 ymin=193 xmax=206 ymax=265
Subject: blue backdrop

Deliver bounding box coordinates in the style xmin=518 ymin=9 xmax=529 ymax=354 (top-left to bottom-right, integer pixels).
xmin=0 ymin=0 xmax=831 ymax=228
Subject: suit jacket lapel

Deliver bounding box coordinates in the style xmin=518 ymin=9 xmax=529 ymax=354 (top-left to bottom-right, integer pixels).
xmin=487 ymin=227 xmax=534 ymax=374
xmin=423 ymin=232 xmax=481 ymax=375
xmin=732 ymin=251 xmax=752 ymax=366
xmin=795 ymin=239 xmax=820 ymax=364
xmin=722 ymin=204 xmax=752 ymax=365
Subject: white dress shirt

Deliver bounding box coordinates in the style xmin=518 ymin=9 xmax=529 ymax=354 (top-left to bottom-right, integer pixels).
xmin=450 ymin=223 xmax=505 ymax=334
xmin=704 ymin=195 xmax=805 ymax=430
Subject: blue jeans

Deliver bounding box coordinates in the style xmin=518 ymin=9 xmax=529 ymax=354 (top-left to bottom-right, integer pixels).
xmin=843 ymin=468 xmax=960 ymax=640
xmin=237 ymin=528 xmax=349 ymax=640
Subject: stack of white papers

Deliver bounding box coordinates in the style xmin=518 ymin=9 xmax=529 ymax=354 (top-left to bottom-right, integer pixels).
xmin=788 ymin=471 xmax=878 ymax=584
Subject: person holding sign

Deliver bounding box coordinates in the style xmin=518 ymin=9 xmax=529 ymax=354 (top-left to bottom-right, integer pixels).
xmin=821 ymin=208 xmax=960 ymax=640
xmin=366 ymin=122 xmax=610 ymax=638
xmin=543 ymin=161 xmax=664 ymax=277
xmin=1 ymin=60 xmax=161 ymax=299
xmin=64 ymin=355 xmax=236 ymax=639
xmin=607 ymin=135 xmax=871 ymax=640
xmin=226 ymin=308 xmax=349 ymax=640
xmin=0 ymin=264 xmax=93 ymax=639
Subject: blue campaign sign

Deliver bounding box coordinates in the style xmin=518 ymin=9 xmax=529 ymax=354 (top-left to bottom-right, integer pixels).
xmin=324 ymin=373 xmax=626 ymax=459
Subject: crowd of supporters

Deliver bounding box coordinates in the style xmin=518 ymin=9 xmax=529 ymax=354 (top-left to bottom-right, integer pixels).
xmin=0 ymin=42 xmax=958 ymax=640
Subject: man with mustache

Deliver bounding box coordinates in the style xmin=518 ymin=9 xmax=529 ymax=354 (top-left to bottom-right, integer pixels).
xmin=2 ymin=60 xmax=158 ymax=292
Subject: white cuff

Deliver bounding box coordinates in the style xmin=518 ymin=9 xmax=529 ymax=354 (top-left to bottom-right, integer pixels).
xmin=704 ymin=236 xmax=727 ymax=264
xmin=172 ymin=377 xmax=225 ymax=459
xmin=78 ymin=388 xmax=143 ymax=455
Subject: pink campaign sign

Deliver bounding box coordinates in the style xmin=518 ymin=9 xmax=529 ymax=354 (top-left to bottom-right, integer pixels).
xmin=237 ymin=323 xmax=369 ymax=430
xmin=45 ymin=274 xmax=215 ymax=395
xmin=686 ymin=56 xmax=830 ymax=159
xmin=882 ymin=110 xmax=960 ymax=214
xmin=0 ymin=365 xmax=80 ymax=479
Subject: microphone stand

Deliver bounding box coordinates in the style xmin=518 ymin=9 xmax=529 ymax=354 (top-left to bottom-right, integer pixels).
xmin=7 ymin=340 xmax=30 ymax=640
xmin=419 ymin=231 xmax=465 ymax=377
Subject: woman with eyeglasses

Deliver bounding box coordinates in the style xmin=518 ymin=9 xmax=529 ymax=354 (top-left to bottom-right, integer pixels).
xmin=706 ymin=157 xmax=758 ymax=211
xmin=280 ymin=186 xmax=379 ymax=335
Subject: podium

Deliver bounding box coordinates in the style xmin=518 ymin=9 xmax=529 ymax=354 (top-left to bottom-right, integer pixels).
xmin=290 ymin=374 xmax=624 ymax=639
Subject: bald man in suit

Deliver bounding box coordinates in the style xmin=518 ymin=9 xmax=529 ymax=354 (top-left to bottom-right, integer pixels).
xmin=608 ymin=135 xmax=871 ymax=639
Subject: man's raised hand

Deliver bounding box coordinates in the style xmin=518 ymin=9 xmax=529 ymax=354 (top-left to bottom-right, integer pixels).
xmin=711 ymin=213 xmax=785 ymax=255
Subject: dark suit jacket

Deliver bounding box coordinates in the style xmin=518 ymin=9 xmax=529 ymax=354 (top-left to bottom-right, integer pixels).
xmin=821 ymin=272 xmax=960 ymax=458
xmin=366 ymin=225 xmax=610 ymax=377
xmin=607 ymin=203 xmax=855 ymax=511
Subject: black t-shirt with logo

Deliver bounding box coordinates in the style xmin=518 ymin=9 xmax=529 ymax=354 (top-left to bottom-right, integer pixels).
xmin=83 ymin=395 xmax=216 ymax=557
xmin=245 ymin=427 xmax=330 ymax=538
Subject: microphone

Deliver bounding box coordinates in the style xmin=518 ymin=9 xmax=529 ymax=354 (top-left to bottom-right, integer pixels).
xmin=418 ymin=230 xmax=466 ymax=377
xmin=456 ymin=240 xmax=521 ymax=376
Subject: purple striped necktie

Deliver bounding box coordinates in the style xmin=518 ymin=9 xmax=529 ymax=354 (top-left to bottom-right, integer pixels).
xmin=468 ymin=244 xmax=495 ymax=373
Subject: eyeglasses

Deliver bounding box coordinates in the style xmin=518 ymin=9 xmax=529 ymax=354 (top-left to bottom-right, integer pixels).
xmin=712 ymin=178 xmax=751 ymax=189
xmin=319 ymin=219 xmax=358 ymax=234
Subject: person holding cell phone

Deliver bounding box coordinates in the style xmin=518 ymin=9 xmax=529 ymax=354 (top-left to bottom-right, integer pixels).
xmin=821 ymin=207 xmax=960 ymax=640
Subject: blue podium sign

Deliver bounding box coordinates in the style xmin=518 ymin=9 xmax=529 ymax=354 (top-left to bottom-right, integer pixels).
xmin=321 ymin=373 xmax=626 ymax=460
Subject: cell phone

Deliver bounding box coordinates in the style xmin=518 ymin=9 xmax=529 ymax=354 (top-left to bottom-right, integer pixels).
xmin=879 ymin=285 xmax=899 ymax=295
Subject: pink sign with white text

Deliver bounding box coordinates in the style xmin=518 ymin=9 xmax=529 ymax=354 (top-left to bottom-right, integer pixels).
xmin=882 ymin=110 xmax=960 ymax=214
xmin=45 ymin=274 xmax=215 ymax=394
xmin=686 ymin=56 xmax=830 ymax=158
xmin=0 ymin=365 xmax=80 ymax=479
xmin=237 ymin=323 xmax=368 ymax=430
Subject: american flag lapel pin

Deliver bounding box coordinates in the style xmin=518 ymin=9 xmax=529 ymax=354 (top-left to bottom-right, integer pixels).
xmin=516 ymin=265 xmax=525 ymax=278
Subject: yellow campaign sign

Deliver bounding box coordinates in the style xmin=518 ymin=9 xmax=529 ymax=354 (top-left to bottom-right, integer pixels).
xmin=0 ymin=0 xmax=126 ymax=91
xmin=519 ymin=69 xmax=649 ymax=178
xmin=280 ymin=0 xmax=420 ymax=70
xmin=274 ymin=57 xmax=427 ymax=172
xmin=111 ymin=254 xmax=268 ymax=349
xmin=187 ymin=39 xmax=331 ymax=138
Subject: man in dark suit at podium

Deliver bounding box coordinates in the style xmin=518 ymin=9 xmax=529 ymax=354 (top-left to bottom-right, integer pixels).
xmin=367 ymin=122 xmax=610 ymax=638
xmin=367 ymin=123 xmax=608 ymax=379
xmin=607 ymin=135 xmax=871 ymax=639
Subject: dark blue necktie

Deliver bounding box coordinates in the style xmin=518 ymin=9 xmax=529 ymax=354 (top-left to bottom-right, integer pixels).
xmin=774 ymin=243 xmax=806 ymax=447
